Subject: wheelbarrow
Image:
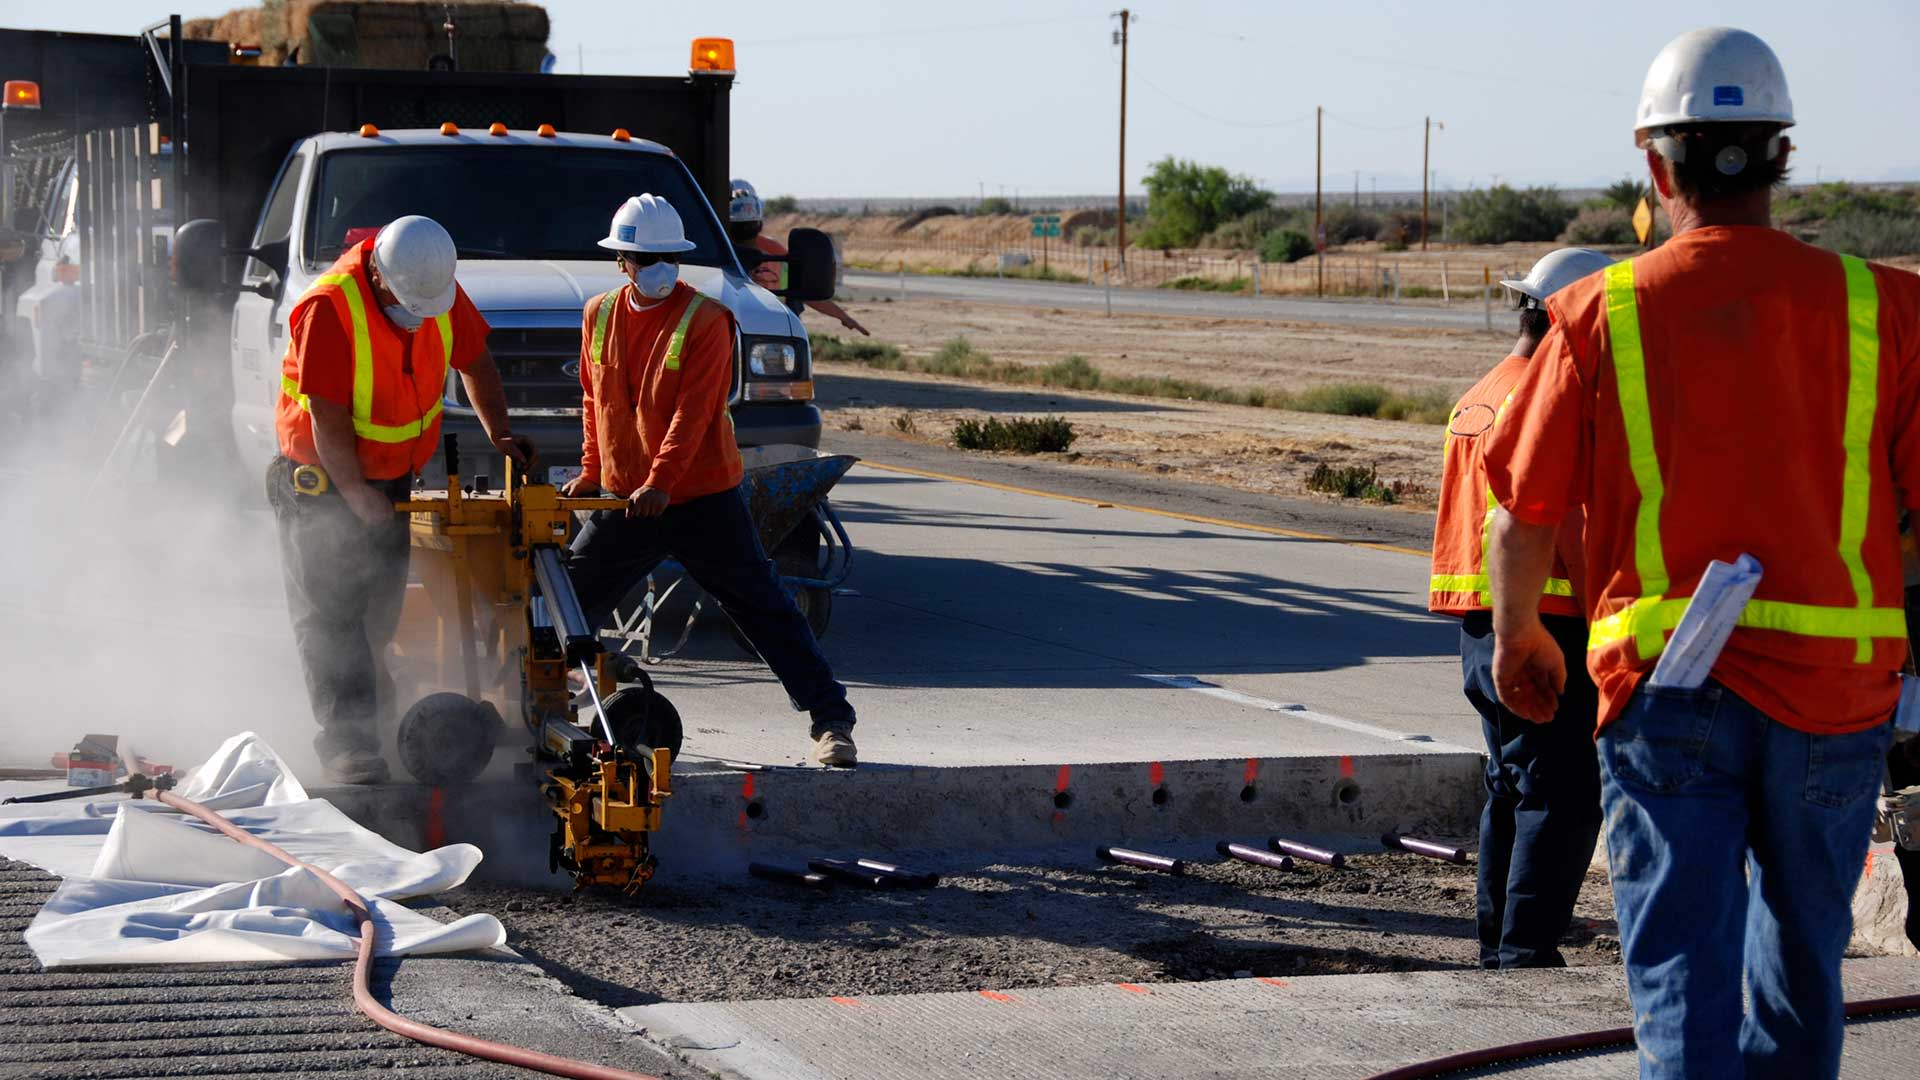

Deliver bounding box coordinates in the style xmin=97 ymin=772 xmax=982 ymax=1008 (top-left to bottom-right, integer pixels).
xmin=604 ymin=445 xmax=858 ymax=662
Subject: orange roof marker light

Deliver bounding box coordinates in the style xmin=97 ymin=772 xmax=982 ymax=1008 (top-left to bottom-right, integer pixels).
xmin=3 ymin=80 xmax=41 ymax=110
xmin=358 ymin=123 xmax=380 ymax=138
xmin=535 ymin=123 xmax=557 ymax=138
xmin=488 ymin=122 xmax=508 ymax=136
xmin=439 ymin=121 xmax=460 ymax=136
xmin=610 ymin=127 xmax=632 ymax=142
xmin=689 ymin=38 xmax=735 ymax=75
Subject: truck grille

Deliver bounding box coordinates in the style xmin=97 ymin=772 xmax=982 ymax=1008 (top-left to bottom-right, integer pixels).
xmin=459 ymin=327 xmax=583 ymax=414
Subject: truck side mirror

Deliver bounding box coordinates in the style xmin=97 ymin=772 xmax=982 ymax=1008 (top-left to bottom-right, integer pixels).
xmin=779 ymin=228 xmax=837 ymax=303
xmin=172 ymin=219 xmax=227 ymax=293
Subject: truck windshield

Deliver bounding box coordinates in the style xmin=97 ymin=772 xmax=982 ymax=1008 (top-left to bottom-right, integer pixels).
xmin=304 ymin=146 xmax=734 ymax=268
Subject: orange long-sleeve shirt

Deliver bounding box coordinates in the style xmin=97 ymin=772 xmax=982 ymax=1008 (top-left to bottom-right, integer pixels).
xmin=578 ymin=281 xmax=743 ymax=502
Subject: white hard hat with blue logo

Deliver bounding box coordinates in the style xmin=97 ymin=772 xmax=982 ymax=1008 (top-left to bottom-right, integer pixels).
xmin=1636 ymin=27 xmax=1793 ymax=156
xmin=598 ymin=194 xmax=697 ymax=254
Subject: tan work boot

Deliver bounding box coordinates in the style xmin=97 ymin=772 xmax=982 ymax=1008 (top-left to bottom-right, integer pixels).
xmin=809 ymin=726 xmax=858 ymax=768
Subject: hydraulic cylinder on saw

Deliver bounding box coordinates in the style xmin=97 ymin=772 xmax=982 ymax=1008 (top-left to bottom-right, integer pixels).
xmin=393 ymin=435 xmax=683 ymax=892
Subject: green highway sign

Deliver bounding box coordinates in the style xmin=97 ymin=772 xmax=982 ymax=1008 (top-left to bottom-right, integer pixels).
xmin=1029 ymin=214 xmax=1062 ymax=238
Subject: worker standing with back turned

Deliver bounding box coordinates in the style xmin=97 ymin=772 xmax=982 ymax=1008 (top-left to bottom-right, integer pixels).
xmin=1431 ymin=247 xmax=1612 ymax=971
xmin=561 ymin=195 xmax=860 ymax=768
xmin=1483 ymin=28 xmax=1920 ymax=1078
xmin=269 ymin=216 xmax=528 ymax=785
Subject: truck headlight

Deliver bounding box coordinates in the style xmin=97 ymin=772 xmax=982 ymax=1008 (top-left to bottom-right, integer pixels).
xmin=748 ymin=342 xmax=797 ymax=377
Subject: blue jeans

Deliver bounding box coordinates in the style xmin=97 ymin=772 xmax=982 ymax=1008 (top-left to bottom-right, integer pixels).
xmin=1462 ymin=613 xmax=1602 ymax=969
xmin=565 ymin=486 xmax=855 ymax=735
xmin=1599 ymin=682 xmax=1891 ymax=1080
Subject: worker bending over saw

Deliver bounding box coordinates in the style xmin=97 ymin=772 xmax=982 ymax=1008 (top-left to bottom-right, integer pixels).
xmin=1430 ymin=247 xmax=1613 ymax=971
xmin=269 ymin=216 xmax=529 ymax=785
xmin=1483 ymin=28 xmax=1920 ymax=1079
xmin=560 ymin=195 xmax=860 ymax=768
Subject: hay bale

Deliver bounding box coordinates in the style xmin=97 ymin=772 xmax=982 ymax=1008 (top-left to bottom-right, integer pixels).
xmin=188 ymin=1 xmax=549 ymax=72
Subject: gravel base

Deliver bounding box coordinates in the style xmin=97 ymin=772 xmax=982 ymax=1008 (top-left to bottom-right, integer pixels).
xmin=447 ymin=853 xmax=1621 ymax=1008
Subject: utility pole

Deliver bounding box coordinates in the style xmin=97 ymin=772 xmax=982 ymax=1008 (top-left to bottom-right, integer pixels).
xmin=1421 ymin=117 xmax=1431 ymax=250
xmin=1113 ymin=9 xmax=1131 ymax=272
xmin=1315 ymin=105 xmax=1323 ymax=298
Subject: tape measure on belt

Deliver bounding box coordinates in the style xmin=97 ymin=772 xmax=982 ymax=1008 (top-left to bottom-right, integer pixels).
xmin=292 ymin=464 xmax=331 ymax=496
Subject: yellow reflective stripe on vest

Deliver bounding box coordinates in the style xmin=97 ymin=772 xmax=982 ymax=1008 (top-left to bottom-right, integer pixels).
xmin=1837 ymin=255 xmax=1879 ymax=662
xmin=663 ymin=295 xmax=705 ymax=371
xmin=1590 ymin=255 xmax=1900 ymax=660
xmin=280 ymin=273 xmax=449 ymax=444
xmin=1603 ymin=260 xmax=1670 ymax=659
xmin=588 ymin=292 xmax=616 ymax=366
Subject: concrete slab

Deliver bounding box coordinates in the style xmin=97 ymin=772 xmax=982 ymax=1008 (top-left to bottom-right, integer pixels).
xmin=623 ymin=959 xmax=1920 ymax=1080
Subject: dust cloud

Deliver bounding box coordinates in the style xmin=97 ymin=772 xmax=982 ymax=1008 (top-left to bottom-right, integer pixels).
xmin=0 ymin=337 xmax=323 ymax=781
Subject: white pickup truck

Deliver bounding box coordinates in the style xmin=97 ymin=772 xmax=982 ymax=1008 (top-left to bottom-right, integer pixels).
xmin=220 ymin=125 xmax=828 ymax=485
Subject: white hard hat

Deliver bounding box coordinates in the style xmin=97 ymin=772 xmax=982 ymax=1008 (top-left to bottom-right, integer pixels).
xmin=1501 ymin=248 xmax=1614 ymax=309
xmin=371 ymin=215 xmax=457 ymax=319
xmin=598 ymin=194 xmax=697 ymax=254
xmin=1636 ymin=27 xmax=1794 ymax=138
xmin=728 ymin=178 xmax=763 ymax=223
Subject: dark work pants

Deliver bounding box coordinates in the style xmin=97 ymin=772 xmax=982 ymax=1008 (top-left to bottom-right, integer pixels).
xmin=265 ymin=456 xmax=412 ymax=762
xmin=566 ymin=485 xmax=854 ymax=735
xmin=1460 ymin=611 xmax=1603 ymax=969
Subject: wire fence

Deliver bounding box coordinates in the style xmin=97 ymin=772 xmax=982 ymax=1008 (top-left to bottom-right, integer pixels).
xmin=839 ymin=229 xmax=1529 ymax=303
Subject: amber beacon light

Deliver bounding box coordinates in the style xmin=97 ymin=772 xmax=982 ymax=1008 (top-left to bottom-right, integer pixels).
xmin=689 ymin=38 xmax=736 ymax=75
xmin=3 ymin=80 xmax=41 ymax=110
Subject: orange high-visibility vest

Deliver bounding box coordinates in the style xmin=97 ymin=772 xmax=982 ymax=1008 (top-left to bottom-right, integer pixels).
xmin=275 ymin=240 xmax=455 ymax=480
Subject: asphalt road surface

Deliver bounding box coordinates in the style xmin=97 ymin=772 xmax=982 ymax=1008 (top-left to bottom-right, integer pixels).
xmin=841 ymin=270 xmax=1494 ymax=331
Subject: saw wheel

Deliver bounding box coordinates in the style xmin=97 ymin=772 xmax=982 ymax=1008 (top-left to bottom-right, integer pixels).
xmin=397 ymin=693 xmax=499 ymax=787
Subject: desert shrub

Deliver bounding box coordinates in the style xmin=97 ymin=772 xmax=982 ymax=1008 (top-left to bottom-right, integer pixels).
xmin=1373 ymin=210 xmax=1426 ymax=250
xmin=952 ymin=416 xmax=1077 ymax=453
xmin=921 ymin=337 xmax=993 ymax=377
xmin=809 ymin=333 xmax=904 ymax=367
xmin=1261 ymin=229 xmax=1314 ymax=263
xmin=1322 ymin=206 xmax=1384 ymax=246
xmin=1071 ymin=224 xmax=1117 ymax=247
xmin=1776 ymin=183 xmax=1920 ymax=226
xmin=1305 ymin=463 xmax=1396 ymax=503
xmin=1561 ymin=206 xmax=1638 ymax=245
xmin=1451 ymin=185 xmax=1577 ymax=244
xmin=1161 ymin=275 xmax=1250 ymax=292
xmin=765 ymin=194 xmax=800 ymax=215
xmin=1818 ymin=211 xmax=1920 ymax=258
xmin=973 ymin=196 xmax=1016 ymax=216
xmin=1205 ymin=208 xmax=1304 ymax=250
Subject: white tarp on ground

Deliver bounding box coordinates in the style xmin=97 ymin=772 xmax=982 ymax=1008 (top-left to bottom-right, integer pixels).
xmin=0 ymin=732 xmax=504 ymax=967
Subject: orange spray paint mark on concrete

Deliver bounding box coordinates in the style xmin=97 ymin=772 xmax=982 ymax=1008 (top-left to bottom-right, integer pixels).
xmin=1258 ymin=977 xmax=1290 ymax=989
xmin=830 ymin=996 xmax=865 ymax=1008
xmin=1116 ymin=983 xmax=1150 ymax=995
xmin=978 ymin=990 xmax=1018 ymax=1003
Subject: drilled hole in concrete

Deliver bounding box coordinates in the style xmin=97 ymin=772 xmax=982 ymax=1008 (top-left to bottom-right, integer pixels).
xmin=744 ymin=800 xmax=766 ymax=820
xmin=1333 ymin=779 xmax=1361 ymax=805
xmin=1053 ymin=790 xmax=1074 ymax=810
xmin=1150 ymin=786 xmax=1170 ymax=807
xmin=1239 ymin=785 xmax=1258 ymax=804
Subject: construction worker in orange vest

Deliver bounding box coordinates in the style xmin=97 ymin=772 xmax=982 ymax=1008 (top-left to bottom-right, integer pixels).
xmin=1483 ymin=28 xmax=1920 ymax=1078
xmin=269 ymin=215 xmax=529 ymax=785
xmin=1430 ymin=246 xmax=1612 ymax=971
xmin=560 ymin=195 xmax=859 ymax=767
xmin=728 ymin=178 xmax=869 ymax=336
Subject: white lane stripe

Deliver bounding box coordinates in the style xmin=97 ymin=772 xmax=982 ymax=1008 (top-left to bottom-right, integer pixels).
xmin=1137 ymin=674 xmax=1478 ymax=754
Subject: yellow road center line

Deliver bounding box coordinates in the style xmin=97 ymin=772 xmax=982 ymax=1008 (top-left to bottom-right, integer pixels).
xmin=856 ymin=461 xmax=1430 ymax=558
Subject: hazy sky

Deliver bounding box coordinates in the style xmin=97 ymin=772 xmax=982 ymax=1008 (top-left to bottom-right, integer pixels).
xmin=13 ymin=1 xmax=1918 ymax=197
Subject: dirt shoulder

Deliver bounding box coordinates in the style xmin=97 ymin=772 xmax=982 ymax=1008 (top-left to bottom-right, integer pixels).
xmin=803 ymin=292 xmax=1500 ymax=516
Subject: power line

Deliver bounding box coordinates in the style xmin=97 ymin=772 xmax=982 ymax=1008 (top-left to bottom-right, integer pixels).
xmin=1322 ymin=110 xmax=1424 ymax=133
xmin=1129 ymin=69 xmax=1314 ymax=130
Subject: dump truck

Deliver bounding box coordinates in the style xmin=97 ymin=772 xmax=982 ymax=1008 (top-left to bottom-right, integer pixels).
xmin=9 ymin=19 xmax=837 ymax=496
